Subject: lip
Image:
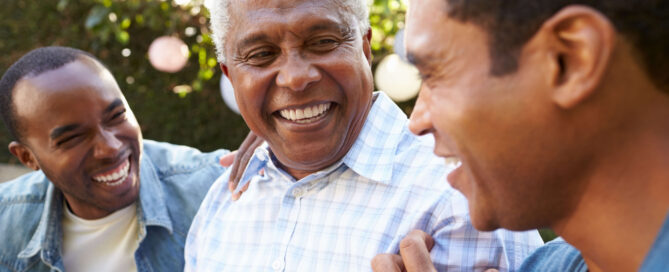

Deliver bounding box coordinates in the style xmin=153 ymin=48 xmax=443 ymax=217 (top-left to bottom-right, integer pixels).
xmin=89 ymin=150 xmax=132 ymax=178
xmin=445 ymin=157 xmax=465 ymax=191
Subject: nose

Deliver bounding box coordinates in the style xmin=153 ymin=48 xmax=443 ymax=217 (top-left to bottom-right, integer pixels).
xmin=93 ymin=129 xmax=122 ymax=159
xmin=408 ymin=86 xmax=434 ymax=136
xmin=275 ymin=52 xmax=321 ymax=91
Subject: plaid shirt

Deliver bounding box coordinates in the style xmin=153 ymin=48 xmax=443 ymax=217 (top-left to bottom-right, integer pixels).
xmin=185 ymin=92 xmax=543 ymax=271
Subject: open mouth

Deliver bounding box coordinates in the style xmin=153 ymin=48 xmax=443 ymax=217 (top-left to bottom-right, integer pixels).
xmin=276 ymin=102 xmax=332 ymax=124
xmin=92 ymin=157 xmax=131 ymax=187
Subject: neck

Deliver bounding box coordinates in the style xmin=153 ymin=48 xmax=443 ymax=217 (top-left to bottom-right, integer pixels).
xmin=552 ymin=107 xmax=669 ymax=272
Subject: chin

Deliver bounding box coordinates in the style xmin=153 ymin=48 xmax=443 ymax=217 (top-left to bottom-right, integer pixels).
xmin=468 ymin=202 xmax=504 ymax=232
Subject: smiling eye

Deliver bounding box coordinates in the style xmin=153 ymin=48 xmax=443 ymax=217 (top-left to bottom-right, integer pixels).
xmin=111 ymin=109 xmax=127 ymax=121
xmin=57 ymin=134 xmax=82 ymax=147
xmin=245 ymin=49 xmax=277 ymax=66
xmin=309 ymin=38 xmax=339 ymax=52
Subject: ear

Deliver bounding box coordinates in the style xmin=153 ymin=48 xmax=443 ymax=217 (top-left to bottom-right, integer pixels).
xmin=220 ymin=63 xmax=230 ymax=78
xmin=540 ymin=5 xmax=616 ymax=109
xmin=362 ymin=28 xmax=373 ymax=65
xmin=8 ymin=141 xmax=40 ymax=170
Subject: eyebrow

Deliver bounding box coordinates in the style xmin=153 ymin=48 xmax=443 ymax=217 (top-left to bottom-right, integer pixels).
xmin=49 ymin=99 xmax=123 ymax=139
xmin=306 ymin=22 xmax=350 ymax=35
xmin=406 ymin=51 xmax=425 ymax=67
xmin=104 ymin=99 xmax=123 ymax=114
xmin=237 ymin=33 xmax=271 ymax=49
xmin=50 ymin=124 xmax=80 ymax=140
xmin=237 ymin=22 xmax=351 ymax=49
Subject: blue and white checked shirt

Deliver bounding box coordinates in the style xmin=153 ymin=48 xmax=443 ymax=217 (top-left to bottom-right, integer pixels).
xmin=185 ymin=92 xmax=544 ymax=271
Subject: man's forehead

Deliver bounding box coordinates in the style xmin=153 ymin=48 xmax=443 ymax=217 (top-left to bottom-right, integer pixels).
xmin=405 ymin=0 xmax=454 ymax=67
xmin=228 ymin=0 xmax=354 ymax=35
xmin=22 ymin=58 xmax=112 ymax=92
xmin=13 ymin=59 xmax=121 ymax=114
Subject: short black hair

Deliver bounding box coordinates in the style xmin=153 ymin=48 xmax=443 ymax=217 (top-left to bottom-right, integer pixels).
xmin=444 ymin=0 xmax=669 ymax=92
xmin=0 ymin=46 xmax=97 ymax=141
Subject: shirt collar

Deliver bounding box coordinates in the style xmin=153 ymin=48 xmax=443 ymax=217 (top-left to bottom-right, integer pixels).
xmin=341 ymin=92 xmax=407 ymax=183
xmin=18 ymin=180 xmax=62 ymax=260
xmin=17 ymin=146 xmax=174 ymax=259
xmin=238 ymin=92 xmax=407 ymax=186
xmin=136 ymin=151 xmax=173 ymax=234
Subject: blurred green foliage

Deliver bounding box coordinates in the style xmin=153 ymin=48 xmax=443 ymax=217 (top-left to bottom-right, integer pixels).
xmin=0 ymin=0 xmax=410 ymax=163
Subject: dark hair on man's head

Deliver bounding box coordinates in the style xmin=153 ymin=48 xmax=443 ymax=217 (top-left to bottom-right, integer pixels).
xmin=0 ymin=46 xmax=97 ymax=141
xmin=444 ymin=0 xmax=669 ymax=92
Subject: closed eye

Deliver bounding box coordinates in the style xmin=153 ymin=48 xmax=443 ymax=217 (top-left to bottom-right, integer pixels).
xmin=57 ymin=134 xmax=83 ymax=147
xmin=111 ymin=109 xmax=127 ymax=120
xmin=309 ymin=37 xmax=339 ymax=52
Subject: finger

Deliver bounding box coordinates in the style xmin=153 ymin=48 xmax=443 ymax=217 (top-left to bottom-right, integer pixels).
xmin=371 ymin=254 xmax=405 ymax=272
xmin=484 ymin=269 xmax=499 ymax=272
xmin=231 ymin=181 xmax=251 ymax=201
xmin=227 ymin=151 xmax=241 ymax=192
xmin=219 ymin=151 xmax=237 ymax=167
xmin=228 ymin=133 xmax=257 ymax=190
xmin=399 ymin=230 xmax=436 ymax=272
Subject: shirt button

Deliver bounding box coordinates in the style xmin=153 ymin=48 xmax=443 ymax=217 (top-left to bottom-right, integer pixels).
xmin=272 ymin=259 xmax=284 ymax=271
xmin=293 ymin=188 xmax=304 ymax=198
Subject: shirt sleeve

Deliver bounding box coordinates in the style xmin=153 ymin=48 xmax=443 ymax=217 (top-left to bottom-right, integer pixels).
xmin=428 ymin=192 xmax=544 ymax=271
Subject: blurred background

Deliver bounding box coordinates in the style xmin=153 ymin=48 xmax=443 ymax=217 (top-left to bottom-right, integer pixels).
xmin=0 ymin=0 xmax=416 ymax=165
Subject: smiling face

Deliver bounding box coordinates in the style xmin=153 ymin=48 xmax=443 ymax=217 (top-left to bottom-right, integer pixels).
xmin=221 ymin=0 xmax=374 ymax=179
xmin=405 ymin=0 xmax=592 ymax=231
xmin=11 ymin=56 xmax=142 ymax=219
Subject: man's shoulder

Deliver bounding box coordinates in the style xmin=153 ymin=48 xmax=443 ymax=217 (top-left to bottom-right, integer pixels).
xmin=0 ymin=170 xmax=49 ymax=206
xmin=142 ymin=139 xmax=229 ymax=178
xmin=519 ymin=238 xmax=588 ymax=272
xmin=0 ymin=172 xmax=47 ymax=266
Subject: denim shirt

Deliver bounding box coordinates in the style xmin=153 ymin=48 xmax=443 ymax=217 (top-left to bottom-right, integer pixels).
xmin=0 ymin=140 xmax=227 ymax=272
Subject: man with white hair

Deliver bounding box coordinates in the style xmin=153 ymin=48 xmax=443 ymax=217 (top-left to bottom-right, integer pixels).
xmin=184 ymin=0 xmax=543 ymax=271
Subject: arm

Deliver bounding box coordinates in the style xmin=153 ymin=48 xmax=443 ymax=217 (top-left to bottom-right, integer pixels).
xmin=373 ymin=192 xmax=542 ymax=271
xmin=372 ymin=230 xmax=501 ymax=272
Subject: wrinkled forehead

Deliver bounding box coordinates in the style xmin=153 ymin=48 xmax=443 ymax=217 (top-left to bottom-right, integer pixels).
xmin=227 ymin=0 xmax=358 ymax=38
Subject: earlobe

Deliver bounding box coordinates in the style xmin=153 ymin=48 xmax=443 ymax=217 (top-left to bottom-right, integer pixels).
xmin=542 ymin=5 xmax=616 ymax=109
xmin=8 ymin=141 xmax=40 ymax=170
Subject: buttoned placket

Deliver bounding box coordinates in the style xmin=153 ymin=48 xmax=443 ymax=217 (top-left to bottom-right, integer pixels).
xmin=270 ymin=170 xmax=329 ymax=271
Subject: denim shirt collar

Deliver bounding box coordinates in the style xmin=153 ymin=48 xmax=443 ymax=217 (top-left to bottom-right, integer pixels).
xmin=17 ymin=151 xmax=173 ymax=260
xmin=235 ymin=92 xmax=407 ymax=188
xmin=17 ymin=182 xmax=63 ymax=263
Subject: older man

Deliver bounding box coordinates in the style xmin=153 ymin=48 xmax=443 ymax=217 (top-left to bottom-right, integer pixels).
xmin=374 ymin=0 xmax=669 ymax=271
xmin=0 ymin=47 xmax=233 ymax=271
xmin=184 ymin=0 xmax=543 ymax=271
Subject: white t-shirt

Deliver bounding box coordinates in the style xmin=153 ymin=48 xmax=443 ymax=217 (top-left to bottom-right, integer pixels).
xmin=62 ymin=202 xmax=139 ymax=272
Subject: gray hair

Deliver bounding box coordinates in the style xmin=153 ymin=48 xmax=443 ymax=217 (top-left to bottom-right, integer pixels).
xmin=205 ymin=0 xmax=370 ymax=63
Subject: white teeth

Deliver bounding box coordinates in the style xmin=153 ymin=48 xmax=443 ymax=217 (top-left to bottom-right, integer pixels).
xmin=444 ymin=157 xmax=461 ymax=167
xmin=92 ymin=160 xmax=130 ymax=186
xmin=279 ymin=103 xmax=332 ymax=122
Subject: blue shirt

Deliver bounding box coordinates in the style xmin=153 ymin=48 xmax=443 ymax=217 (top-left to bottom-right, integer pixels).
xmin=185 ymin=92 xmax=544 ymax=271
xmin=520 ymin=212 xmax=669 ymax=271
xmin=518 ymin=238 xmax=587 ymax=272
xmin=0 ymin=140 xmax=227 ymax=272
xmin=642 ymin=212 xmax=669 ymax=271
